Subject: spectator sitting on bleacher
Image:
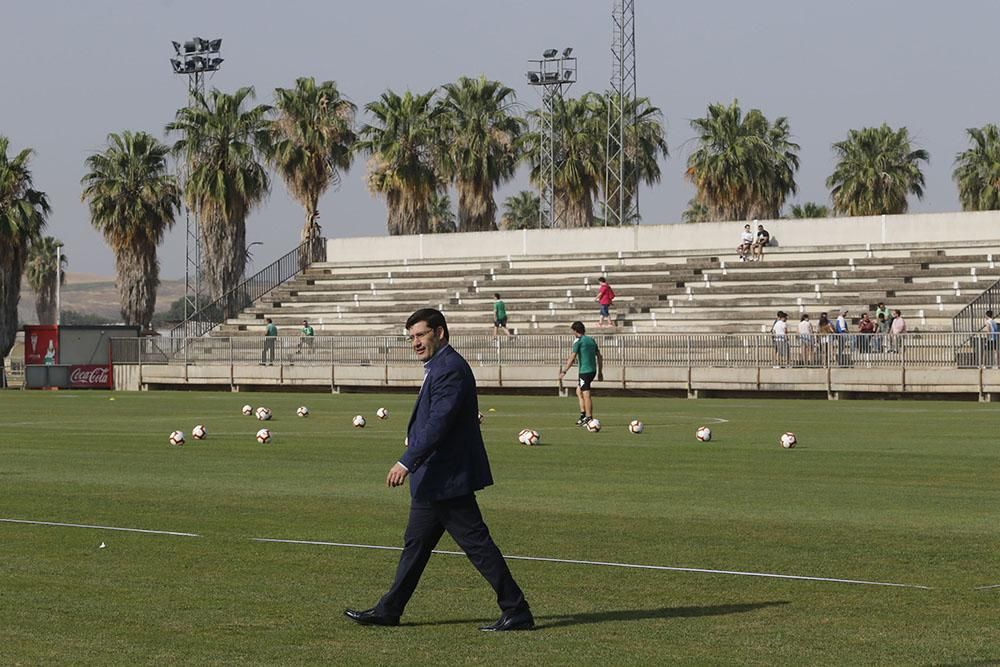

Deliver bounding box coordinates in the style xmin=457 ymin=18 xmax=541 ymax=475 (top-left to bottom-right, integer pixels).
xmin=738 ymin=224 xmax=754 ymax=262
xmin=874 ymin=302 xmax=890 ymax=324
xmin=751 ymin=223 xmax=770 ymax=262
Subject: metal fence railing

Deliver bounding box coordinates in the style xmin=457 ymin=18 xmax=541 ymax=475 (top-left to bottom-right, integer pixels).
xmin=112 ymin=332 xmax=1000 ymax=370
xmin=952 ymin=277 xmax=1000 ymax=333
xmin=169 ymin=236 xmax=326 ymax=339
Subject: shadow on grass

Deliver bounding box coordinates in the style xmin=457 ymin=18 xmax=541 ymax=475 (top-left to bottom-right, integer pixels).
xmin=403 ymin=600 xmax=789 ymax=629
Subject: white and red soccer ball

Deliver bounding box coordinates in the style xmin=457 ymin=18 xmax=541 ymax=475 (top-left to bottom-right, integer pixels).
xmin=518 ymin=429 xmax=540 ymax=446
xmin=241 ymin=404 xmax=253 ymax=416
xmin=296 ymin=406 xmax=309 ymax=417
xmin=780 ymin=432 xmax=797 ymax=449
xmin=352 ymin=414 xmax=366 ymax=428
xmin=191 ymin=424 xmax=207 ymax=440
xmin=255 ymin=407 xmax=272 ymax=421
xmin=168 ymin=430 xmax=185 ymax=446
xmin=585 ymin=418 xmax=602 ymax=433
xmin=376 ymin=407 xmax=389 ymax=420
xmin=696 ymin=426 xmax=712 ymax=442
xmin=256 ymin=428 xmax=272 ymax=444
xmin=628 ymin=419 xmax=644 ymax=434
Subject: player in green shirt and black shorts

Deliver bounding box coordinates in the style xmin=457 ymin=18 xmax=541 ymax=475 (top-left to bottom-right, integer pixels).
xmin=493 ymin=293 xmax=512 ymax=337
xmin=558 ymin=321 xmax=604 ymax=426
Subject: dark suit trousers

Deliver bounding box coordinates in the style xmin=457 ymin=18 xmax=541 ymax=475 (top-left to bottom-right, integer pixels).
xmin=376 ymin=494 xmax=528 ymax=618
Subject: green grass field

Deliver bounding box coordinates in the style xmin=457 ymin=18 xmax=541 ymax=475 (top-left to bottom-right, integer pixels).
xmin=1 ymin=390 xmax=998 ymax=665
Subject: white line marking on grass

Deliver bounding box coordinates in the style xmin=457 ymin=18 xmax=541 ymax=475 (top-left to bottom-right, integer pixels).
xmin=974 ymin=584 xmax=1000 ymax=590
xmin=0 ymin=518 xmax=200 ymax=537
xmin=252 ymin=537 xmax=930 ymax=590
xmin=703 ymin=417 xmax=730 ymax=424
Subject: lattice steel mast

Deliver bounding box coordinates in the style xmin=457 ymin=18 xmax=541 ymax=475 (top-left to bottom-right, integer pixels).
xmin=170 ymin=37 xmax=223 ymax=332
xmin=605 ymin=0 xmax=638 ymax=226
xmin=527 ymin=48 xmax=577 ymax=228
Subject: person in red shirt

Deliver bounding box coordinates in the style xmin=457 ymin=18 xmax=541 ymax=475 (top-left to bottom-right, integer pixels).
xmin=596 ymin=276 xmax=615 ymax=328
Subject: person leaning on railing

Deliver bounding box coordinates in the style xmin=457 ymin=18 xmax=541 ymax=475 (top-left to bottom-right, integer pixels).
xmin=888 ymin=310 xmax=907 ymax=353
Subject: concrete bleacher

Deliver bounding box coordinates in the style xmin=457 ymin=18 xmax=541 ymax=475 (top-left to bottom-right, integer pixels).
xmin=211 ymin=239 xmax=1000 ymax=337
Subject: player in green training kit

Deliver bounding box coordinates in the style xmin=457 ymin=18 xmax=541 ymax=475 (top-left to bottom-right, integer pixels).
xmin=558 ymin=321 xmax=604 ymax=426
xmin=493 ymin=293 xmax=513 ymax=337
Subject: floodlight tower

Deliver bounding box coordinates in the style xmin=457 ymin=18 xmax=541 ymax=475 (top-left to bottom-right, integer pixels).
xmin=526 ymin=48 xmax=577 ymax=228
xmin=605 ymin=0 xmax=638 ymax=226
xmin=170 ymin=37 xmax=223 ymax=332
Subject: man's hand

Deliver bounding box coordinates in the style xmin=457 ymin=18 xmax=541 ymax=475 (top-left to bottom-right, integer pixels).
xmin=597 ymin=371 xmax=604 ymax=382
xmin=386 ymin=462 xmax=409 ymax=488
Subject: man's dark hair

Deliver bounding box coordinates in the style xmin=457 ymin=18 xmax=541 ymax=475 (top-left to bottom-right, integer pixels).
xmin=266 ymin=318 xmax=272 ymax=324
xmin=407 ymin=308 xmax=449 ymax=340
xmin=988 ymin=310 xmax=995 ymax=318
xmin=571 ymin=321 xmax=586 ymax=335
xmin=494 ymin=293 xmax=501 ymax=299
xmin=598 ymin=276 xmax=607 ymax=284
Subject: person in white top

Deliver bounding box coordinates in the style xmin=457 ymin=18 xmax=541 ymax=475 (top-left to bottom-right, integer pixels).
xmin=772 ymin=311 xmax=789 ymax=366
xmin=738 ymin=224 xmax=754 ymax=261
xmin=797 ymin=313 xmax=814 ymax=366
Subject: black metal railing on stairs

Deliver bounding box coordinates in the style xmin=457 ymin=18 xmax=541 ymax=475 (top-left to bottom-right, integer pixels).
xmin=952 ymin=277 xmax=1000 ymax=333
xmin=170 ymin=236 xmax=326 ymax=339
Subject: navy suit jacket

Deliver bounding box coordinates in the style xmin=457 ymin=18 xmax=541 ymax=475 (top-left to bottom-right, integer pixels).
xmin=399 ymin=344 xmax=494 ymax=502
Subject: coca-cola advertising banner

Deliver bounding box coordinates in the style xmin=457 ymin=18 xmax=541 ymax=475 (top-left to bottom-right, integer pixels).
xmin=24 ymin=325 xmax=59 ymax=365
xmin=69 ymin=365 xmax=112 ymax=388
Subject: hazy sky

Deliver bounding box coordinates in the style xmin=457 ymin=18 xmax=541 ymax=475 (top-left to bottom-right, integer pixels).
xmin=6 ymin=0 xmax=1000 ymax=278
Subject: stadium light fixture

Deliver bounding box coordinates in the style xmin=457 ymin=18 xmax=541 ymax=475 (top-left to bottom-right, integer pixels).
xmin=542 ymin=48 xmax=558 ymax=58
xmin=562 ymin=47 xmax=573 ymax=57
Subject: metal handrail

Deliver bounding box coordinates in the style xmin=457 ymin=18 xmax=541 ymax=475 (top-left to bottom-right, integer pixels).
xmin=952 ymin=277 xmax=1000 ymax=333
xmin=169 ymin=236 xmax=325 ymax=338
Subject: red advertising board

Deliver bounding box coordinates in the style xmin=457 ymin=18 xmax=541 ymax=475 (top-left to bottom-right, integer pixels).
xmin=69 ymin=364 xmax=112 ymax=389
xmin=24 ymin=325 xmax=59 ymax=365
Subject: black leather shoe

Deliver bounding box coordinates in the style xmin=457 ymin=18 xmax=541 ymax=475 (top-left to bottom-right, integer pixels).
xmin=344 ymin=607 xmax=400 ymax=627
xmin=479 ymin=608 xmax=535 ymax=632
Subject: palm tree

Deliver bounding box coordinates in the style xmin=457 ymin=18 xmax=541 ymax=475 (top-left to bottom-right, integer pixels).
xmin=167 ymin=87 xmax=272 ymax=300
xmin=82 ymin=131 xmax=179 ymax=327
xmin=359 ymin=89 xmax=443 ymax=235
xmin=500 ymin=190 xmax=542 ymax=230
xmin=953 ymin=124 xmax=1000 ymax=211
xmin=827 ymin=124 xmax=929 ymax=216
xmin=428 ymin=192 xmax=457 ymax=233
xmin=592 ymin=92 xmax=669 ymax=222
xmin=438 ymin=76 xmax=525 ymax=232
xmin=24 ymin=236 xmax=66 ymax=324
xmin=0 ymin=136 xmax=50 ymax=358
xmin=525 ymin=94 xmax=604 ymax=228
xmin=788 ymin=202 xmax=830 ymax=219
xmin=271 ymin=77 xmax=356 ymax=243
xmin=686 ymin=100 xmax=800 ymax=221
xmin=681 ymin=198 xmax=710 ymax=223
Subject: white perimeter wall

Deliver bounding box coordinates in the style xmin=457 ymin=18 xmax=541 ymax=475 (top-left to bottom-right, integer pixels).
xmin=327 ymin=211 xmax=1000 ymax=262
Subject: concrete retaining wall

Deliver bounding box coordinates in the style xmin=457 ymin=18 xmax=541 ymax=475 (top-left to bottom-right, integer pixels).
xmin=121 ymin=362 xmax=1000 ymax=399
xmin=327 ymin=211 xmax=1000 ymax=262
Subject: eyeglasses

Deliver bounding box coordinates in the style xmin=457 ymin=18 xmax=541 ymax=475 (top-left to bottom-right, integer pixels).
xmin=405 ymin=329 xmax=436 ymax=343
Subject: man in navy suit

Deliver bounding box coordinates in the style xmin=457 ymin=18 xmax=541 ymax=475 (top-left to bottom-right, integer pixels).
xmin=345 ymin=308 xmax=533 ymax=631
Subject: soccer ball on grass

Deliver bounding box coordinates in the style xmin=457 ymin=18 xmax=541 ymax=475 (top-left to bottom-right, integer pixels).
xmin=256 ymin=428 xmax=272 ymax=444
xmin=628 ymin=420 xmax=644 ymax=434
xmin=518 ymin=429 xmax=540 ymax=446
xmin=585 ymin=418 xmax=602 ymax=433
xmin=255 ymin=407 xmax=272 ymax=421
xmin=352 ymin=415 xmax=366 ymax=428
xmin=296 ymin=406 xmax=309 ymax=417
xmin=376 ymin=407 xmax=389 ymax=420
xmin=168 ymin=430 xmax=185 ymax=446
xmin=780 ymin=432 xmax=797 ymax=449
xmin=191 ymin=424 xmax=207 ymax=440
xmin=696 ymin=426 xmax=712 ymax=442
xmin=241 ymin=404 xmax=253 ymax=416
